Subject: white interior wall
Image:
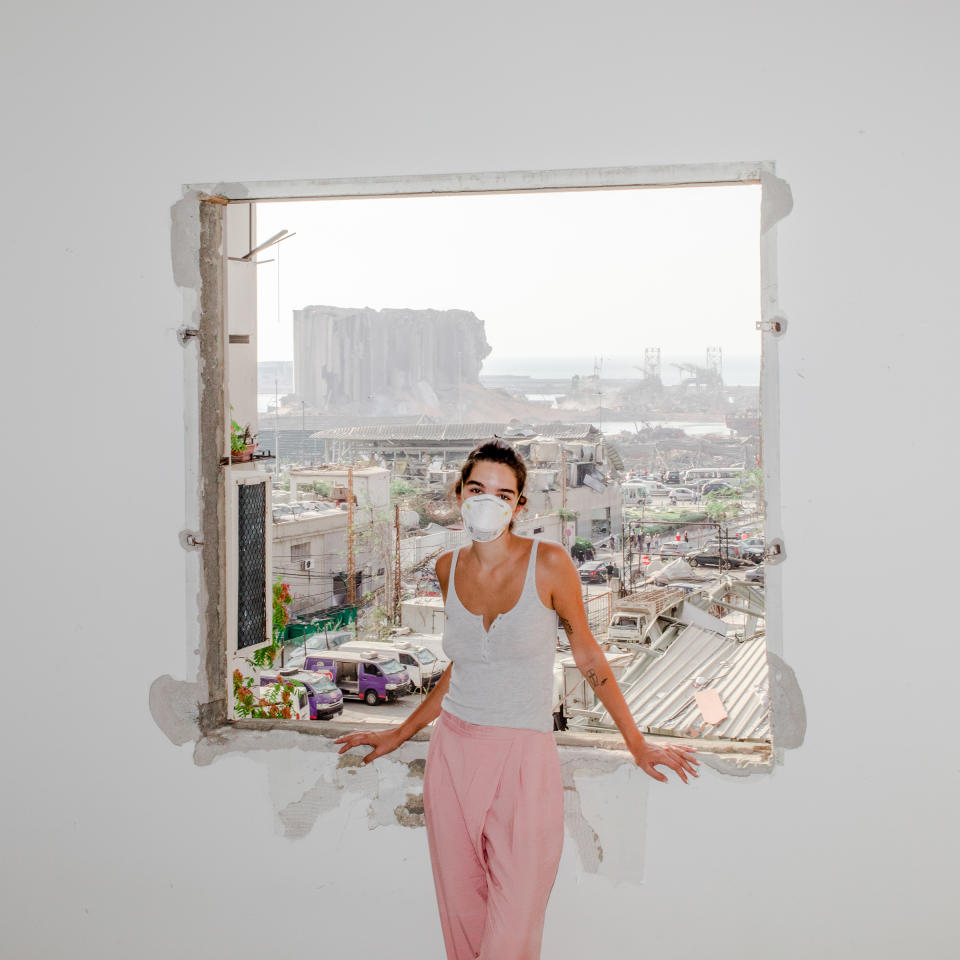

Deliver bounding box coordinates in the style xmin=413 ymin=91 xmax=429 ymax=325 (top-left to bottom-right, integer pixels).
xmin=4 ymin=2 xmax=957 ymax=958
xmin=225 ymin=204 xmax=259 ymax=437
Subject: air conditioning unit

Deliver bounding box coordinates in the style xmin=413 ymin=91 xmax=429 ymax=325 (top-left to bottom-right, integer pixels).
xmin=301 ymin=558 xmax=314 ymax=571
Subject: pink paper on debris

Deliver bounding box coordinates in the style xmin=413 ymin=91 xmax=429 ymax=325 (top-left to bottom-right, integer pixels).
xmin=694 ymin=689 xmax=728 ymax=725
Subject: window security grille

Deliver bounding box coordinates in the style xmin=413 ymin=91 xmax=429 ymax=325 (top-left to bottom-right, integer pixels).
xmin=237 ymin=482 xmax=267 ymax=649
xmin=291 ymin=542 xmax=311 ymax=560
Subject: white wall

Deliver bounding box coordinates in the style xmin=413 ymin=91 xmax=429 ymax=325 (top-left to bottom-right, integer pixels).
xmin=4 ymin=2 xmax=957 ymax=958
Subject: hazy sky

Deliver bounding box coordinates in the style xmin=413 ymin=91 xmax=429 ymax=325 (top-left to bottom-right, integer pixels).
xmin=255 ymin=183 xmax=761 ymax=364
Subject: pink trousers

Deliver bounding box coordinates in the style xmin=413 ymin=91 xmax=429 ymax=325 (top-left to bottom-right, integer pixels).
xmin=423 ymin=710 xmax=564 ymax=960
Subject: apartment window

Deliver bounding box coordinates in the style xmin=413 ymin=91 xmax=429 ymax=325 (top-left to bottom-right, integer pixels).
xmin=290 ymin=542 xmax=311 ymax=561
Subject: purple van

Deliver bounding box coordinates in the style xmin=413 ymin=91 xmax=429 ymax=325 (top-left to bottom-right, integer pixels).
xmin=303 ymin=650 xmax=412 ymax=705
xmin=258 ymin=669 xmax=344 ymax=720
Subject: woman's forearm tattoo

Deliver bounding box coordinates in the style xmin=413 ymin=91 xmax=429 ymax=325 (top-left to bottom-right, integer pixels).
xmin=586 ymin=667 xmax=608 ymax=690
xmin=558 ymin=616 xmax=574 ymax=636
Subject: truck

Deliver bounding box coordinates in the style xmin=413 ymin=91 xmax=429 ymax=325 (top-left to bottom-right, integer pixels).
xmin=604 ymin=586 xmax=687 ymax=647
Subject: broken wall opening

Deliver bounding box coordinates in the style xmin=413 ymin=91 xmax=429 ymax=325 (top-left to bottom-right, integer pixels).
xmin=166 ymin=163 xmax=799 ymax=781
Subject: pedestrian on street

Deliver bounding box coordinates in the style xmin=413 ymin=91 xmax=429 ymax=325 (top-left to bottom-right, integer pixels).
xmin=336 ymin=439 xmax=697 ymax=960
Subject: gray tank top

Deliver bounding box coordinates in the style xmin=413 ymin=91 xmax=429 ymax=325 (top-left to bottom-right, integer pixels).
xmin=441 ymin=538 xmax=558 ymax=732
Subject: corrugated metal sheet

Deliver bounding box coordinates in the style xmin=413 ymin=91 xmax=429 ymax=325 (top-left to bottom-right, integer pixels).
xmin=604 ymin=439 xmax=625 ymax=470
xmin=599 ymin=625 xmax=771 ymax=743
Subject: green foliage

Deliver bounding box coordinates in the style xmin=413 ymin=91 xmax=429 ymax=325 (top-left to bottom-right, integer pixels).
xmin=741 ymin=467 xmax=763 ymax=496
xmin=230 ymin=418 xmax=255 ymax=455
xmin=644 ymin=508 xmax=707 ymax=523
xmin=313 ymin=481 xmax=332 ymax=497
xmin=272 ymin=579 xmax=292 ymax=639
xmin=233 ymin=669 xmax=300 ymax=719
xmin=357 ymin=601 xmax=393 ymax=640
xmin=390 ymin=477 xmax=417 ymax=498
xmin=571 ymin=536 xmax=594 ymax=561
xmin=248 ymin=643 xmax=278 ymax=669
xmin=703 ymin=490 xmax=743 ymax=522
xmin=242 ymin=579 xmax=293 ymax=670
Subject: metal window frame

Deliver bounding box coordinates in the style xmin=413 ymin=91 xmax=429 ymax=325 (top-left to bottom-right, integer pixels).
xmin=189 ymin=161 xmax=787 ymax=753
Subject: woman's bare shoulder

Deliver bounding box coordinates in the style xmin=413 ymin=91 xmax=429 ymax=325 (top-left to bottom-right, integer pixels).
xmin=435 ymin=550 xmax=455 ymax=596
xmin=534 ymin=540 xmax=576 ymax=575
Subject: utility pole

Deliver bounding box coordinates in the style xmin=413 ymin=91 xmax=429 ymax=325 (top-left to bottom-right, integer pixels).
xmin=640 ymin=501 xmax=646 ymax=581
xmin=620 ymin=523 xmax=630 ymax=597
xmin=393 ymin=504 xmax=401 ymax=625
xmin=561 ymin=447 xmax=568 ymax=550
xmin=346 ymin=465 xmax=356 ymax=611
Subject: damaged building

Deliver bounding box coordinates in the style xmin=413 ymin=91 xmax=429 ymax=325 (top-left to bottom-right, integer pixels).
xmin=293 ymin=305 xmax=492 ymax=416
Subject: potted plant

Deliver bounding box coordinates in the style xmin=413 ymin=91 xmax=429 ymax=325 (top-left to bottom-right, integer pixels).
xmin=230 ymin=418 xmax=257 ymax=462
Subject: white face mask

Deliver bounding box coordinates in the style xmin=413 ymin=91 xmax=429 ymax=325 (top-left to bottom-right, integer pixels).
xmin=460 ymin=494 xmax=514 ymax=542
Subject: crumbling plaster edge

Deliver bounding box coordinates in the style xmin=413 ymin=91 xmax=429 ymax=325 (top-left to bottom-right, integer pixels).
xmin=156 ymin=162 xmax=803 ymax=808
xmin=191 ymin=719 xmax=772 ymax=769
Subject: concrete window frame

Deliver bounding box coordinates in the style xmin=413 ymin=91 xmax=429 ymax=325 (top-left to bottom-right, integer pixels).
xmin=177 ymin=161 xmax=792 ymax=763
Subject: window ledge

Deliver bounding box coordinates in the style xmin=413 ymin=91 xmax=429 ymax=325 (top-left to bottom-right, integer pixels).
xmin=222 ymin=718 xmax=771 ymax=762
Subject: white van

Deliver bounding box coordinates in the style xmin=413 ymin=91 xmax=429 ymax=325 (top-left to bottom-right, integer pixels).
xmin=338 ymin=639 xmax=445 ymax=691
xmin=252 ymin=680 xmax=311 ymax=720
xmin=638 ymin=480 xmax=671 ymax=497
xmin=622 ymin=481 xmax=651 ymax=504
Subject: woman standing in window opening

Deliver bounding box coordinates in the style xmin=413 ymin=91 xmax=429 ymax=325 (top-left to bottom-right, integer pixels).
xmin=336 ymin=439 xmax=698 ymax=960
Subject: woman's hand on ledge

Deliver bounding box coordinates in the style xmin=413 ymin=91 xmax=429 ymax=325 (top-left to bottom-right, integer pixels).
xmin=334 ymin=728 xmax=405 ymax=765
xmin=630 ymin=740 xmax=699 ymax=784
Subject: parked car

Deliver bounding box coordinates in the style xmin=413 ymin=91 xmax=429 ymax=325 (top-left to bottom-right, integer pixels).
xmin=257 ymin=669 xmax=344 ymax=720
xmin=665 ymin=470 xmax=682 ymax=484
xmin=579 ymin=560 xmax=609 ymax=583
xmin=701 ymin=480 xmax=737 ymax=495
xmin=669 ymin=487 xmax=697 ymax=503
xmin=686 ymin=548 xmax=744 ymax=569
xmin=746 ymin=564 xmax=765 ymax=584
xmin=659 ymin=541 xmax=691 ymax=558
xmin=740 ymin=538 xmax=766 ymax=563
xmin=703 ymin=539 xmax=746 ymax=560
xmin=302 ymin=650 xmax=412 ymax=704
